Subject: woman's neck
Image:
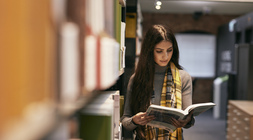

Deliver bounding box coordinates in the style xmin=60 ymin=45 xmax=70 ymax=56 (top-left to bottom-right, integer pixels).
xmin=155 ymin=63 xmax=167 ymax=73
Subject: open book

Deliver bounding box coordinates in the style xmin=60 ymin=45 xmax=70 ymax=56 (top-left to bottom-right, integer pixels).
xmin=146 ymin=102 xmax=215 ymax=132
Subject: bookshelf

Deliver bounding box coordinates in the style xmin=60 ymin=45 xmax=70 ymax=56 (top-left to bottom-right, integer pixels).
xmin=0 ymin=0 xmax=125 ymax=139
xmin=0 ymin=0 xmax=57 ymax=139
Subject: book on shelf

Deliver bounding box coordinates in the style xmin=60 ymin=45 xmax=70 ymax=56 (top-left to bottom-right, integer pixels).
xmin=146 ymin=102 xmax=215 ymax=132
xmin=104 ymin=0 xmax=115 ymax=38
xmin=114 ymin=0 xmax=122 ymax=44
xmin=85 ymin=0 xmax=104 ymax=35
xmin=84 ymin=34 xmax=120 ymax=91
xmin=120 ymin=22 xmax=126 ymax=70
xmin=79 ymin=92 xmax=113 ymax=140
xmin=83 ymin=0 xmax=123 ymax=92
xmin=112 ymin=91 xmax=121 ymax=139
xmin=59 ymin=22 xmax=80 ymax=103
xmin=125 ymin=13 xmax=137 ymax=38
xmin=100 ymin=36 xmax=120 ymax=89
xmin=84 ymin=35 xmax=97 ymax=91
xmin=79 ymin=91 xmax=120 ymax=140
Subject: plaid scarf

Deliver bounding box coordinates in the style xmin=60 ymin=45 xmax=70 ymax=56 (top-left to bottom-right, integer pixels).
xmin=146 ymin=62 xmax=182 ymax=140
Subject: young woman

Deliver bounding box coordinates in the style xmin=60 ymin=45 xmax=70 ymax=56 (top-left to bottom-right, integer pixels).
xmin=121 ymin=25 xmax=195 ymax=140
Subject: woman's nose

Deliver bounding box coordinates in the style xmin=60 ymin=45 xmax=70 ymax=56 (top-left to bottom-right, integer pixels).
xmin=162 ymin=52 xmax=168 ymax=59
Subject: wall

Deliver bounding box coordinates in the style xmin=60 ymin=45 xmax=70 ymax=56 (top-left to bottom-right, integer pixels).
xmin=142 ymin=13 xmax=239 ymax=35
xmin=141 ymin=12 xmax=239 ymax=103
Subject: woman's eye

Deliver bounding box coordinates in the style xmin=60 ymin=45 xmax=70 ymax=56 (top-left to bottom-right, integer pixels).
xmin=167 ymin=49 xmax=173 ymax=52
xmin=156 ymin=51 xmax=162 ymax=53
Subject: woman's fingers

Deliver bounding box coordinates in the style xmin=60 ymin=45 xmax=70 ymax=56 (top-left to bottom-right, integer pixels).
xmin=170 ymin=117 xmax=180 ymax=127
xmin=133 ymin=112 xmax=155 ymax=125
xmin=170 ymin=117 xmax=187 ymax=128
xmin=138 ymin=115 xmax=155 ymax=125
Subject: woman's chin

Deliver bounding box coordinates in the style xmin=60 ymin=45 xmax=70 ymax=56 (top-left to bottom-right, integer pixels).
xmin=158 ymin=62 xmax=168 ymax=67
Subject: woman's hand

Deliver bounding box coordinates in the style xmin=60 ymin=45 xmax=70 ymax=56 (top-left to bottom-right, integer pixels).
xmin=170 ymin=110 xmax=194 ymax=128
xmin=132 ymin=112 xmax=155 ymax=126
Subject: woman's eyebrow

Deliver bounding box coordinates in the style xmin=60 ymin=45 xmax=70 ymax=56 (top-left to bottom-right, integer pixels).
xmin=155 ymin=46 xmax=173 ymax=50
xmin=155 ymin=48 xmax=163 ymax=50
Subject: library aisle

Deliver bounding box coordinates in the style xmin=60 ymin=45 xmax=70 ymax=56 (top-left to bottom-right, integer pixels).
xmin=183 ymin=109 xmax=226 ymax=140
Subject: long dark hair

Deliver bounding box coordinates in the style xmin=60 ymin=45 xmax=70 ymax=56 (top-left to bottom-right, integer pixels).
xmin=130 ymin=25 xmax=182 ymax=139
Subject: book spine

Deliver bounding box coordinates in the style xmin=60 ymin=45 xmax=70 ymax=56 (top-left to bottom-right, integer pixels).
xmin=60 ymin=22 xmax=80 ymax=103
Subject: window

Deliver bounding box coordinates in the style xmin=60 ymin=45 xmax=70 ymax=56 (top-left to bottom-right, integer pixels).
xmin=175 ymin=33 xmax=216 ymax=78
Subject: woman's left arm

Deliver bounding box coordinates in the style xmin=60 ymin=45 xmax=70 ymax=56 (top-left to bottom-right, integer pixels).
xmin=179 ymin=70 xmax=195 ymax=128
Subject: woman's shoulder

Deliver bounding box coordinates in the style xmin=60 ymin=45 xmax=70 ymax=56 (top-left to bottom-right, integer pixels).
xmin=179 ymin=69 xmax=192 ymax=82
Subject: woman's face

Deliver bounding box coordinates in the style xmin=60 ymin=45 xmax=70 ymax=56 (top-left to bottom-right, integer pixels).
xmin=154 ymin=41 xmax=173 ymax=67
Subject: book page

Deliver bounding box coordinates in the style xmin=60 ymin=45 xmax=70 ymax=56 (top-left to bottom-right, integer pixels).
xmin=146 ymin=105 xmax=186 ymax=132
xmin=147 ymin=109 xmax=183 ymax=133
xmin=147 ymin=105 xmax=187 ymax=117
xmin=192 ymin=105 xmax=214 ymax=116
xmin=184 ymin=102 xmax=215 ymax=116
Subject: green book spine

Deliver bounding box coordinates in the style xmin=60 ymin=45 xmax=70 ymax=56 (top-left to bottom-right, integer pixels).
xmin=115 ymin=0 xmax=122 ymax=45
xmin=79 ymin=115 xmax=112 ymax=140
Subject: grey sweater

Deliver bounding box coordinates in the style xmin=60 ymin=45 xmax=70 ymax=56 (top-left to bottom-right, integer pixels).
xmin=121 ymin=64 xmax=194 ymax=131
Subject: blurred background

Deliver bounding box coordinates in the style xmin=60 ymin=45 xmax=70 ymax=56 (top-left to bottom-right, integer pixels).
xmin=0 ymin=0 xmax=253 ymax=140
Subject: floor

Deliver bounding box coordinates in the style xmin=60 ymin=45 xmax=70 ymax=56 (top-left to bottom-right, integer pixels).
xmin=183 ymin=109 xmax=226 ymax=140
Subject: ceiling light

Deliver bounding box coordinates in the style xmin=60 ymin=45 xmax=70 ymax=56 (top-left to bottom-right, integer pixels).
xmin=156 ymin=1 xmax=162 ymax=6
xmin=155 ymin=0 xmax=162 ymax=10
xmin=155 ymin=5 xmax=161 ymax=10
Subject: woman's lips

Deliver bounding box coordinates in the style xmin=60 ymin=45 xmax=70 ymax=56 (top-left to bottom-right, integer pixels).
xmin=160 ymin=60 xmax=168 ymax=63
